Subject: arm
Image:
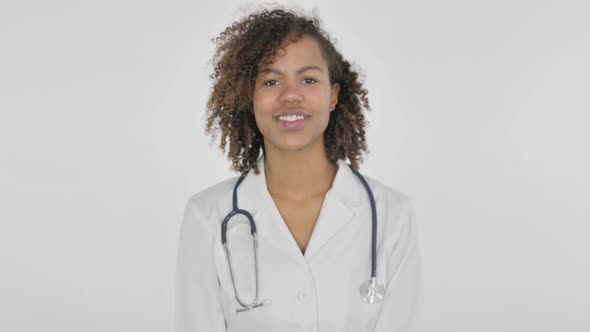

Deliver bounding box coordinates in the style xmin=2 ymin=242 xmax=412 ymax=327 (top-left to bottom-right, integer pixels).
xmin=373 ymin=197 xmax=422 ymax=332
xmin=175 ymin=196 xmax=226 ymax=332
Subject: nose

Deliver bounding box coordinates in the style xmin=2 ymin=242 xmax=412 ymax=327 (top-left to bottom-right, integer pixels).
xmin=279 ymin=79 xmax=303 ymax=104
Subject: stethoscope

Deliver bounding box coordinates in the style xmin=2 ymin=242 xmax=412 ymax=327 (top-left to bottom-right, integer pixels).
xmin=221 ymin=161 xmax=385 ymax=312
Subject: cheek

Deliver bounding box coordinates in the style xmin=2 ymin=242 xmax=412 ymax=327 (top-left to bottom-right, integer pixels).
xmin=252 ymin=94 xmax=267 ymax=121
xmin=311 ymin=87 xmax=333 ymax=108
xmin=252 ymin=104 xmax=272 ymax=136
xmin=252 ymin=109 xmax=265 ymax=134
xmin=252 ymin=91 xmax=274 ymax=114
xmin=319 ymin=112 xmax=332 ymax=131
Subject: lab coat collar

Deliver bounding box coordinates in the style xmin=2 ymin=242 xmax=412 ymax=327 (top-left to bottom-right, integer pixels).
xmin=235 ymin=154 xmax=362 ymax=266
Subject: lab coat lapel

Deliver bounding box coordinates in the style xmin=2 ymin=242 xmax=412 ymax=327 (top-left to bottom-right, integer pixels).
xmin=234 ymin=156 xmax=363 ymax=271
xmin=235 ymin=155 xmax=310 ymax=273
xmin=303 ymin=159 xmax=362 ymax=260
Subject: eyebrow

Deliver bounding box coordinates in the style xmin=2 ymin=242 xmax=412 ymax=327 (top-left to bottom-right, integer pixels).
xmin=259 ymin=65 xmax=324 ymax=75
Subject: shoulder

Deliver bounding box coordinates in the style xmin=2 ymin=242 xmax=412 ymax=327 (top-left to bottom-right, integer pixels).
xmin=354 ymin=171 xmax=415 ymax=229
xmin=355 ymin=172 xmax=418 ymax=245
xmin=182 ymin=175 xmax=241 ymax=227
xmin=186 ymin=175 xmax=240 ymax=209
xmin=357 ymin=172 xmax=411 ymax=208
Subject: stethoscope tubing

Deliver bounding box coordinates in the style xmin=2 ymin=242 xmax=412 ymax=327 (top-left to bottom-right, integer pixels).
xmin=221 ymin=162 xmax=381 ymax=310
xmin=347 ymin=164 xmax=378 ymax=279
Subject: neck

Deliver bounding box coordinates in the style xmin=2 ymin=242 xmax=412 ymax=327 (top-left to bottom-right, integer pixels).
xmin=263 ymin=140 xmax=338 ymax=202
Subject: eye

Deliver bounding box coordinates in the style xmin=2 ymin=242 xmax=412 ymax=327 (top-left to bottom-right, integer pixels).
xmin=262 ymin=77 xmax=318 ymax=87
xmin=263 ymin=79 xmax=279 ymax=86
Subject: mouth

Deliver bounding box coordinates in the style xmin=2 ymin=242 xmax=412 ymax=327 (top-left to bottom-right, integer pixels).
xmin=275 ymin=114 xmax=308 ymax=130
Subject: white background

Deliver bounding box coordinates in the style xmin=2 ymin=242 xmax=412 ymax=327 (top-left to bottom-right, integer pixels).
xmin=1 ymin=0 xmax=589 ymax=331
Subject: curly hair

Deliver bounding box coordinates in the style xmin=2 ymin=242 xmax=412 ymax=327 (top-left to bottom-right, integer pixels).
xmin=204 ymin=7 xmax=371 ymax=176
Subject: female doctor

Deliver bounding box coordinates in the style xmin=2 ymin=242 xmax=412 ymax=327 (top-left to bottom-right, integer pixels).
xmin=175 ymin=7 xmax=421 ymax=332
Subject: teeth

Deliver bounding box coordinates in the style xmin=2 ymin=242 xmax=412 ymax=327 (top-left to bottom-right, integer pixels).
xmin=279 ymin=114 xmax=305 ymax=122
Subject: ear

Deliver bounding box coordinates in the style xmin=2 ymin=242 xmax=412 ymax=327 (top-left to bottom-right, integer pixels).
xmin=329 ymin=83 xmax=340 ymax=112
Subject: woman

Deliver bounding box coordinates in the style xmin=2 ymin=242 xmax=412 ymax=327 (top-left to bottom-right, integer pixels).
xmin=176 ymin=7 xmax=421 ymax=332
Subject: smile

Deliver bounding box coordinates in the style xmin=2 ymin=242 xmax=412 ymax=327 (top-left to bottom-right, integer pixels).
xmin=276 ymin=115 xmax=307 ymax=130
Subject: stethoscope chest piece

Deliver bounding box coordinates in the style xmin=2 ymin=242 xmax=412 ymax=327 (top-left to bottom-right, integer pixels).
xmin=223 ymin=160 xmax=386 ymax=311
xmin=360 ymin=277 xmax=385 ymax=304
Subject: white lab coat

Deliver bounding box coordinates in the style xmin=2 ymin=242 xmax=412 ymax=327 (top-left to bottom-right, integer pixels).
xmin=175 ymin=156 xmax=421 ymax=332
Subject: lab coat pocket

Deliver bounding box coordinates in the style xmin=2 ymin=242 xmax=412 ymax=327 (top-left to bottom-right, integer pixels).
xmin=359 ymin=300 xmax=382 ymax=332
xmin=350 ymin=261 xmax=389 ymax=331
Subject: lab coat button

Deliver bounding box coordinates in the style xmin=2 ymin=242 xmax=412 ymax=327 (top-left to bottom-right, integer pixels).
xmin=298 ymin=290 xmax=311 ymax=303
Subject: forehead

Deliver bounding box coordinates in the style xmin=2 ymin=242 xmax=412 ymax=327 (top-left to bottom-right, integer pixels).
xmin=261 ymin=35 xmax=327 ymax=71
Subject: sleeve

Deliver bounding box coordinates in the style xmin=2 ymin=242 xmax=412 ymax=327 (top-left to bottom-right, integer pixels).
xmin=372 ymin=197 xmax=422 ymax=332
xmin=175 ymin=197 xmax=227 ymax=332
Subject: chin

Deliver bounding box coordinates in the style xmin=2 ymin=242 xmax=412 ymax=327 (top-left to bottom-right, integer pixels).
xmin=278 ymin=143 xmax=309 ymax=152
xmin=270 ymin=139 xmax=310 ymax=152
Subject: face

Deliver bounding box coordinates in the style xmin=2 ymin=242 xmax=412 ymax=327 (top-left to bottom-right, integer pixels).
xmin=252 ymin=34 xmax=340 ymax=154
